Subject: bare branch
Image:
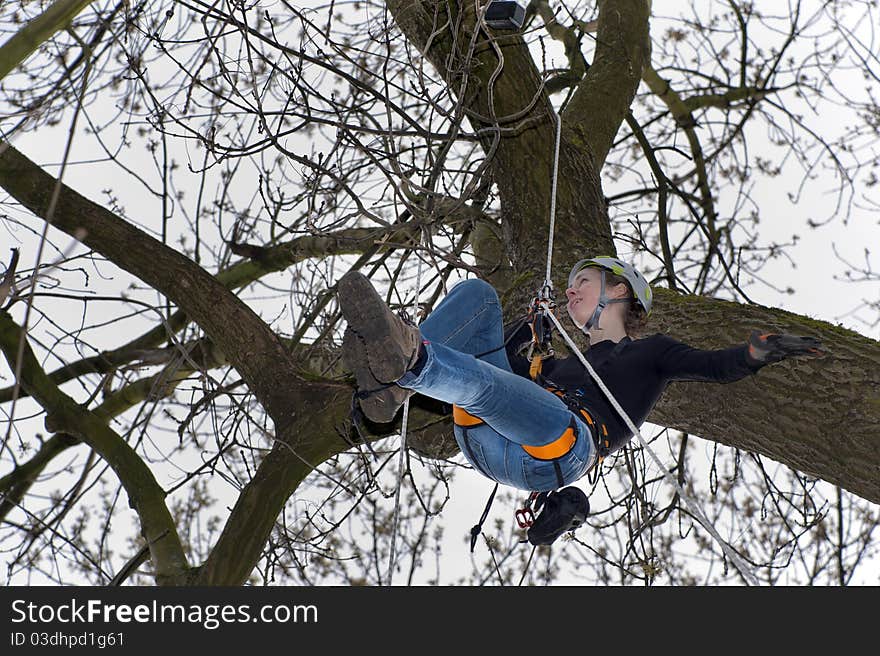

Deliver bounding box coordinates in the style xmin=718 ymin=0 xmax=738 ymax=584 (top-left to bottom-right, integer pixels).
xmin=0 ymin=311 xmax=190 ymax=585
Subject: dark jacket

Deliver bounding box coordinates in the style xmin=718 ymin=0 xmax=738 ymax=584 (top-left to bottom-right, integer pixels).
xmin=506 ymin=327 xmax=762 ymax=453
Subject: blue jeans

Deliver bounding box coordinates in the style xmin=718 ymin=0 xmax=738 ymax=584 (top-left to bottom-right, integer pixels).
xmin=396 ymin=279 xmax=597 ymax=492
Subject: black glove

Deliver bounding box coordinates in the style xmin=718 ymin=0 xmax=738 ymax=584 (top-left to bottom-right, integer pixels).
xmin=746 ymin=331 xmax=825 ymax=366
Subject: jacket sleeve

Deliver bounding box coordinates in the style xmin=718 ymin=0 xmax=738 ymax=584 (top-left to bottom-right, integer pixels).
xmin=650 ymin=333 xmax=763 ymax=383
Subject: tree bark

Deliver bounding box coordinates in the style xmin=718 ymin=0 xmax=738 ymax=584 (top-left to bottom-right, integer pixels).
xmin=385 ymin=0 xmax=617 ymax=291
xmin=565 ymin=0 xmax=652 ymax=170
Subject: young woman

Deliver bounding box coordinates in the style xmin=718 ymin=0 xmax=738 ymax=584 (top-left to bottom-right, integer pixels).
xmin=338 ymin=258 xmax=823 ymax=494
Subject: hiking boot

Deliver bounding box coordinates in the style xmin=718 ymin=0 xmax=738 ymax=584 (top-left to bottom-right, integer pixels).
xmin=337 ymin=272 xmax=422 ymax=383
xmin=526 ymin=486 xmax=590 ymax=546
xmin=342 ymin=327 xmax=414 ymax=423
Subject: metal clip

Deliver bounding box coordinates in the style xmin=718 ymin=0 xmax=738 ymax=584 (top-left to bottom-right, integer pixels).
xmin=515 ymin=507 xmax=536 ymax=529
xmin=515 ymin=491 xmax=542 ymax=528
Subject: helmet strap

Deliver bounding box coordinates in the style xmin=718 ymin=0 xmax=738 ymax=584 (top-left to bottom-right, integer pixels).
xmin=582 ymin=269 xmax=607 ymax=332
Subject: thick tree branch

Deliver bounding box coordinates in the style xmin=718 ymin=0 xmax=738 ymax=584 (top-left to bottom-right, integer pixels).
xmin=0 ymin=201 xmax=485 ymax=402
xmin=0 ymin=0 xmax=95 ymax=81
xmin=0 ymin=228 xmax=377 ymax=402
xmin=0 ymin=311 xmax=190 ymax=585
xmin=648 ymin=289 xmax=880 ymax=504
xmin=0 ymin=140 xmax=300 ymax=423
xmin=564 ymin=0 xmax=651 ymax=170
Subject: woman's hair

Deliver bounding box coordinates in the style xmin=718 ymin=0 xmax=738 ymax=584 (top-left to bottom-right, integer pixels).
xmin=604 ymin=271 xmax=648 ymax=337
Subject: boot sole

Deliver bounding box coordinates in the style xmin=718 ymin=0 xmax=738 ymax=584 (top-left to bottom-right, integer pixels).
xmin=338 ymin=272 xmax=417 ymax=383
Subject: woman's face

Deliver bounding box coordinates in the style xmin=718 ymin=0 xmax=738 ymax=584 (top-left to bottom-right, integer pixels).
xmin=565 ymin=267 xmax=604 ymax=327
xmin=565 ymin=267 xmax=627 ymax=328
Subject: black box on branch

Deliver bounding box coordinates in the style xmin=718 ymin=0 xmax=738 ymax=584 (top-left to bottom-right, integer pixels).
xmin=485 ymin=1 xmax=526 ymax=30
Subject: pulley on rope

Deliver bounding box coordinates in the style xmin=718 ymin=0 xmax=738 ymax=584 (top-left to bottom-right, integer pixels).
xmin=485 ymin=1 xmax=527 ymax=30
xmin=525 ymin=285 xmax=557 ymax=380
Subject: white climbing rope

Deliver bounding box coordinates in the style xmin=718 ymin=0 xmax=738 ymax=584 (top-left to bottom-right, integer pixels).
xmin=543 ymin=112 xmax=563 ymax=292
xmin=387 ymin=230 xmax=428 ymax=586
xmin=536 ymin=110 xmax=759 ymax=583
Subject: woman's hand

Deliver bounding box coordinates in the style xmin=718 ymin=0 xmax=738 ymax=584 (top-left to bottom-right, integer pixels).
xmin=746 ymin=331 xmax=825 ymax=366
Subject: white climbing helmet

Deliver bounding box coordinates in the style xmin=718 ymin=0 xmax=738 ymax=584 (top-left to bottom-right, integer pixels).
xmin=567 ymin=256 xmax=653 ymax=330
